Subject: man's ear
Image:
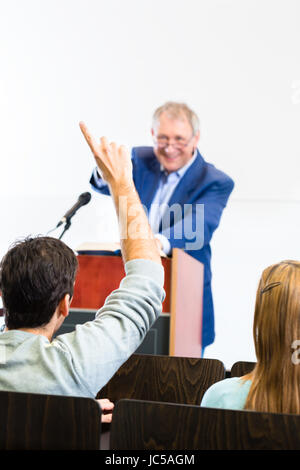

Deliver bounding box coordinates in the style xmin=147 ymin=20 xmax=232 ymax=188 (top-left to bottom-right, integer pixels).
xmin=194 ymin=130 xmax=200 ymax=145
xmin=59 ymin=294 xmax=70 ymax=319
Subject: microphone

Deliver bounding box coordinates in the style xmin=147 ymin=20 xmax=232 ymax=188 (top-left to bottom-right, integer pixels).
xmin=56 ymin=192 xmax=91 ymax=227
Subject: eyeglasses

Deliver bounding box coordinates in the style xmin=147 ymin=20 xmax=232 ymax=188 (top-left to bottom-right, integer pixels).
xmin=153 ymin=135 xmax=194 ymax=150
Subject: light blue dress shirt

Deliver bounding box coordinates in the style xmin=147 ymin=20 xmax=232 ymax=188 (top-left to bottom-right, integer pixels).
xmin=148 ymin=153 xmax=197 ymax=255
xmin=92 ymin=151 xmax=198 ymax=256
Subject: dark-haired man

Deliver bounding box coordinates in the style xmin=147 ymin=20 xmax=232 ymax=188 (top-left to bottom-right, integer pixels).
xmin=0 ymin=124 xmax=165 ymax=421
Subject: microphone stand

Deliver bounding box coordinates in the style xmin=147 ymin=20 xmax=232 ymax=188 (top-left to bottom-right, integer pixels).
xmin=58 ymin=217 xmax=72 ymax=240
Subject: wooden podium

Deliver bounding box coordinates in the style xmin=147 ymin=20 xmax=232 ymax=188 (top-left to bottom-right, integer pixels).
xmin=69 ymin=248 xmax=204 ymax=358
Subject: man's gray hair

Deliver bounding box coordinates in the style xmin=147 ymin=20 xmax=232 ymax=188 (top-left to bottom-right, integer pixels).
xmin=152 ymin=102 xmax=200 ymax=135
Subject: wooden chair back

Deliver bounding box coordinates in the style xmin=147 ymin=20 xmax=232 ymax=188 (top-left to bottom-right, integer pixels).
xmin=0 ymin=390 xmax=102 ymax=450
xmin=230 ymin=361 xmax=256 ymax=377
xmin=98 ymin=353 xmax=226 ymax=405
xmin=110 ymin=398 xmax=300 ymax=450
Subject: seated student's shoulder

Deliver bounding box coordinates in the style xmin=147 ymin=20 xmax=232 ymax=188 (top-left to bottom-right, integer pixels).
xmin=200 ymin=376 xmax=251 ymax=411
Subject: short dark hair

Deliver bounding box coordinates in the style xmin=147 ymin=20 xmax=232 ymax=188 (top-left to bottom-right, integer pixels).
xmin=0 ymin=236 xmax=78 ymax=329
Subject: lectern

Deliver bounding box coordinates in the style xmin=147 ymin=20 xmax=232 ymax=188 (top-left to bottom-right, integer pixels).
xmin=66 ymin=248 xmax=204 ymax=358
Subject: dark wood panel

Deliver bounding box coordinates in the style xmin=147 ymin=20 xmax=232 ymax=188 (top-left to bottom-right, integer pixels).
xmin=0 ymin=391 xmax=102 ymax=450
xmin=231 ymin=361 xmax=256 ymax=377
xmin=97 ymin=353 xmax=226 ymax=405
xmin=110 ymin=398 xmax=300 ymax=450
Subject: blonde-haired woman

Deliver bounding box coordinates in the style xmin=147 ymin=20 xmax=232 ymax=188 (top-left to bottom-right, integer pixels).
xmin=201 ymin=260 xmax=300 ymax=413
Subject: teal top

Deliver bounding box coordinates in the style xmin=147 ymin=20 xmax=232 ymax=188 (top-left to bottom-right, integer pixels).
xmin=201 ymin=377 xmax=252 ymax=410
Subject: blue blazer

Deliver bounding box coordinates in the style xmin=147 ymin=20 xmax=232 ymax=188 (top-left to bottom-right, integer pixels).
xmin=90 ymin=146 xmax=234 ymax=348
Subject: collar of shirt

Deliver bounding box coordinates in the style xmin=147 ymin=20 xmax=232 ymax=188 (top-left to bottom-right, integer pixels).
xmin=148 ymin=150 xmax=198 ymax=254
xmin=149 ymin=149 xmax=198 ymax=221
xmin=160 ymin=149 xmax=198 ymax=180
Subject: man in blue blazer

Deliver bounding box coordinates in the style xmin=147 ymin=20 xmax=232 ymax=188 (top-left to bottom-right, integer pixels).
xmin=90 ymin=102 xmax=234 ymax=351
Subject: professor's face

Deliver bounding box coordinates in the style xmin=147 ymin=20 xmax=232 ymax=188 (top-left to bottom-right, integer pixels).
xmin=152 ymin=112 xmax=199 ymax=173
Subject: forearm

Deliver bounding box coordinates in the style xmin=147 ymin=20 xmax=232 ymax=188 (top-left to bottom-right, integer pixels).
xmin=109 ymin=180 xmax=161 ymax=265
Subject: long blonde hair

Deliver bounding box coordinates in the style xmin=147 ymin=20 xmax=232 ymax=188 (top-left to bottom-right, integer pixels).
xmin=244 ymin=260 xmax=300 ymax=414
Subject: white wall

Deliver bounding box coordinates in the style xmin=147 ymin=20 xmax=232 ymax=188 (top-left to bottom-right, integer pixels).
xmin=1 ymin=0 xmax=300 ymax=369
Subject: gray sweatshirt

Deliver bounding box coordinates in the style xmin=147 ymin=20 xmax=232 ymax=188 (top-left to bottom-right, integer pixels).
xmin=0 ymin=259 xmax=165 ymax=398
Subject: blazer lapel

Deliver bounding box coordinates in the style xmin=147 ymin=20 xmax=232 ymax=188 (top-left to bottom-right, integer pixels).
xmin=138 ymin=160 xmax=161 ymax=212
xmin=167 ymin=151 xmax=205 ymax=206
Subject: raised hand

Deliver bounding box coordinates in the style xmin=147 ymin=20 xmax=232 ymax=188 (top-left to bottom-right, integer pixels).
xmin=79 ymin=121 xmax=133 ymax=187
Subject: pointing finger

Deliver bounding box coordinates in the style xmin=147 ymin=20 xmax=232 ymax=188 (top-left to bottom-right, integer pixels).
xmin=79 ymin=121 xmax=99 ymax=155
